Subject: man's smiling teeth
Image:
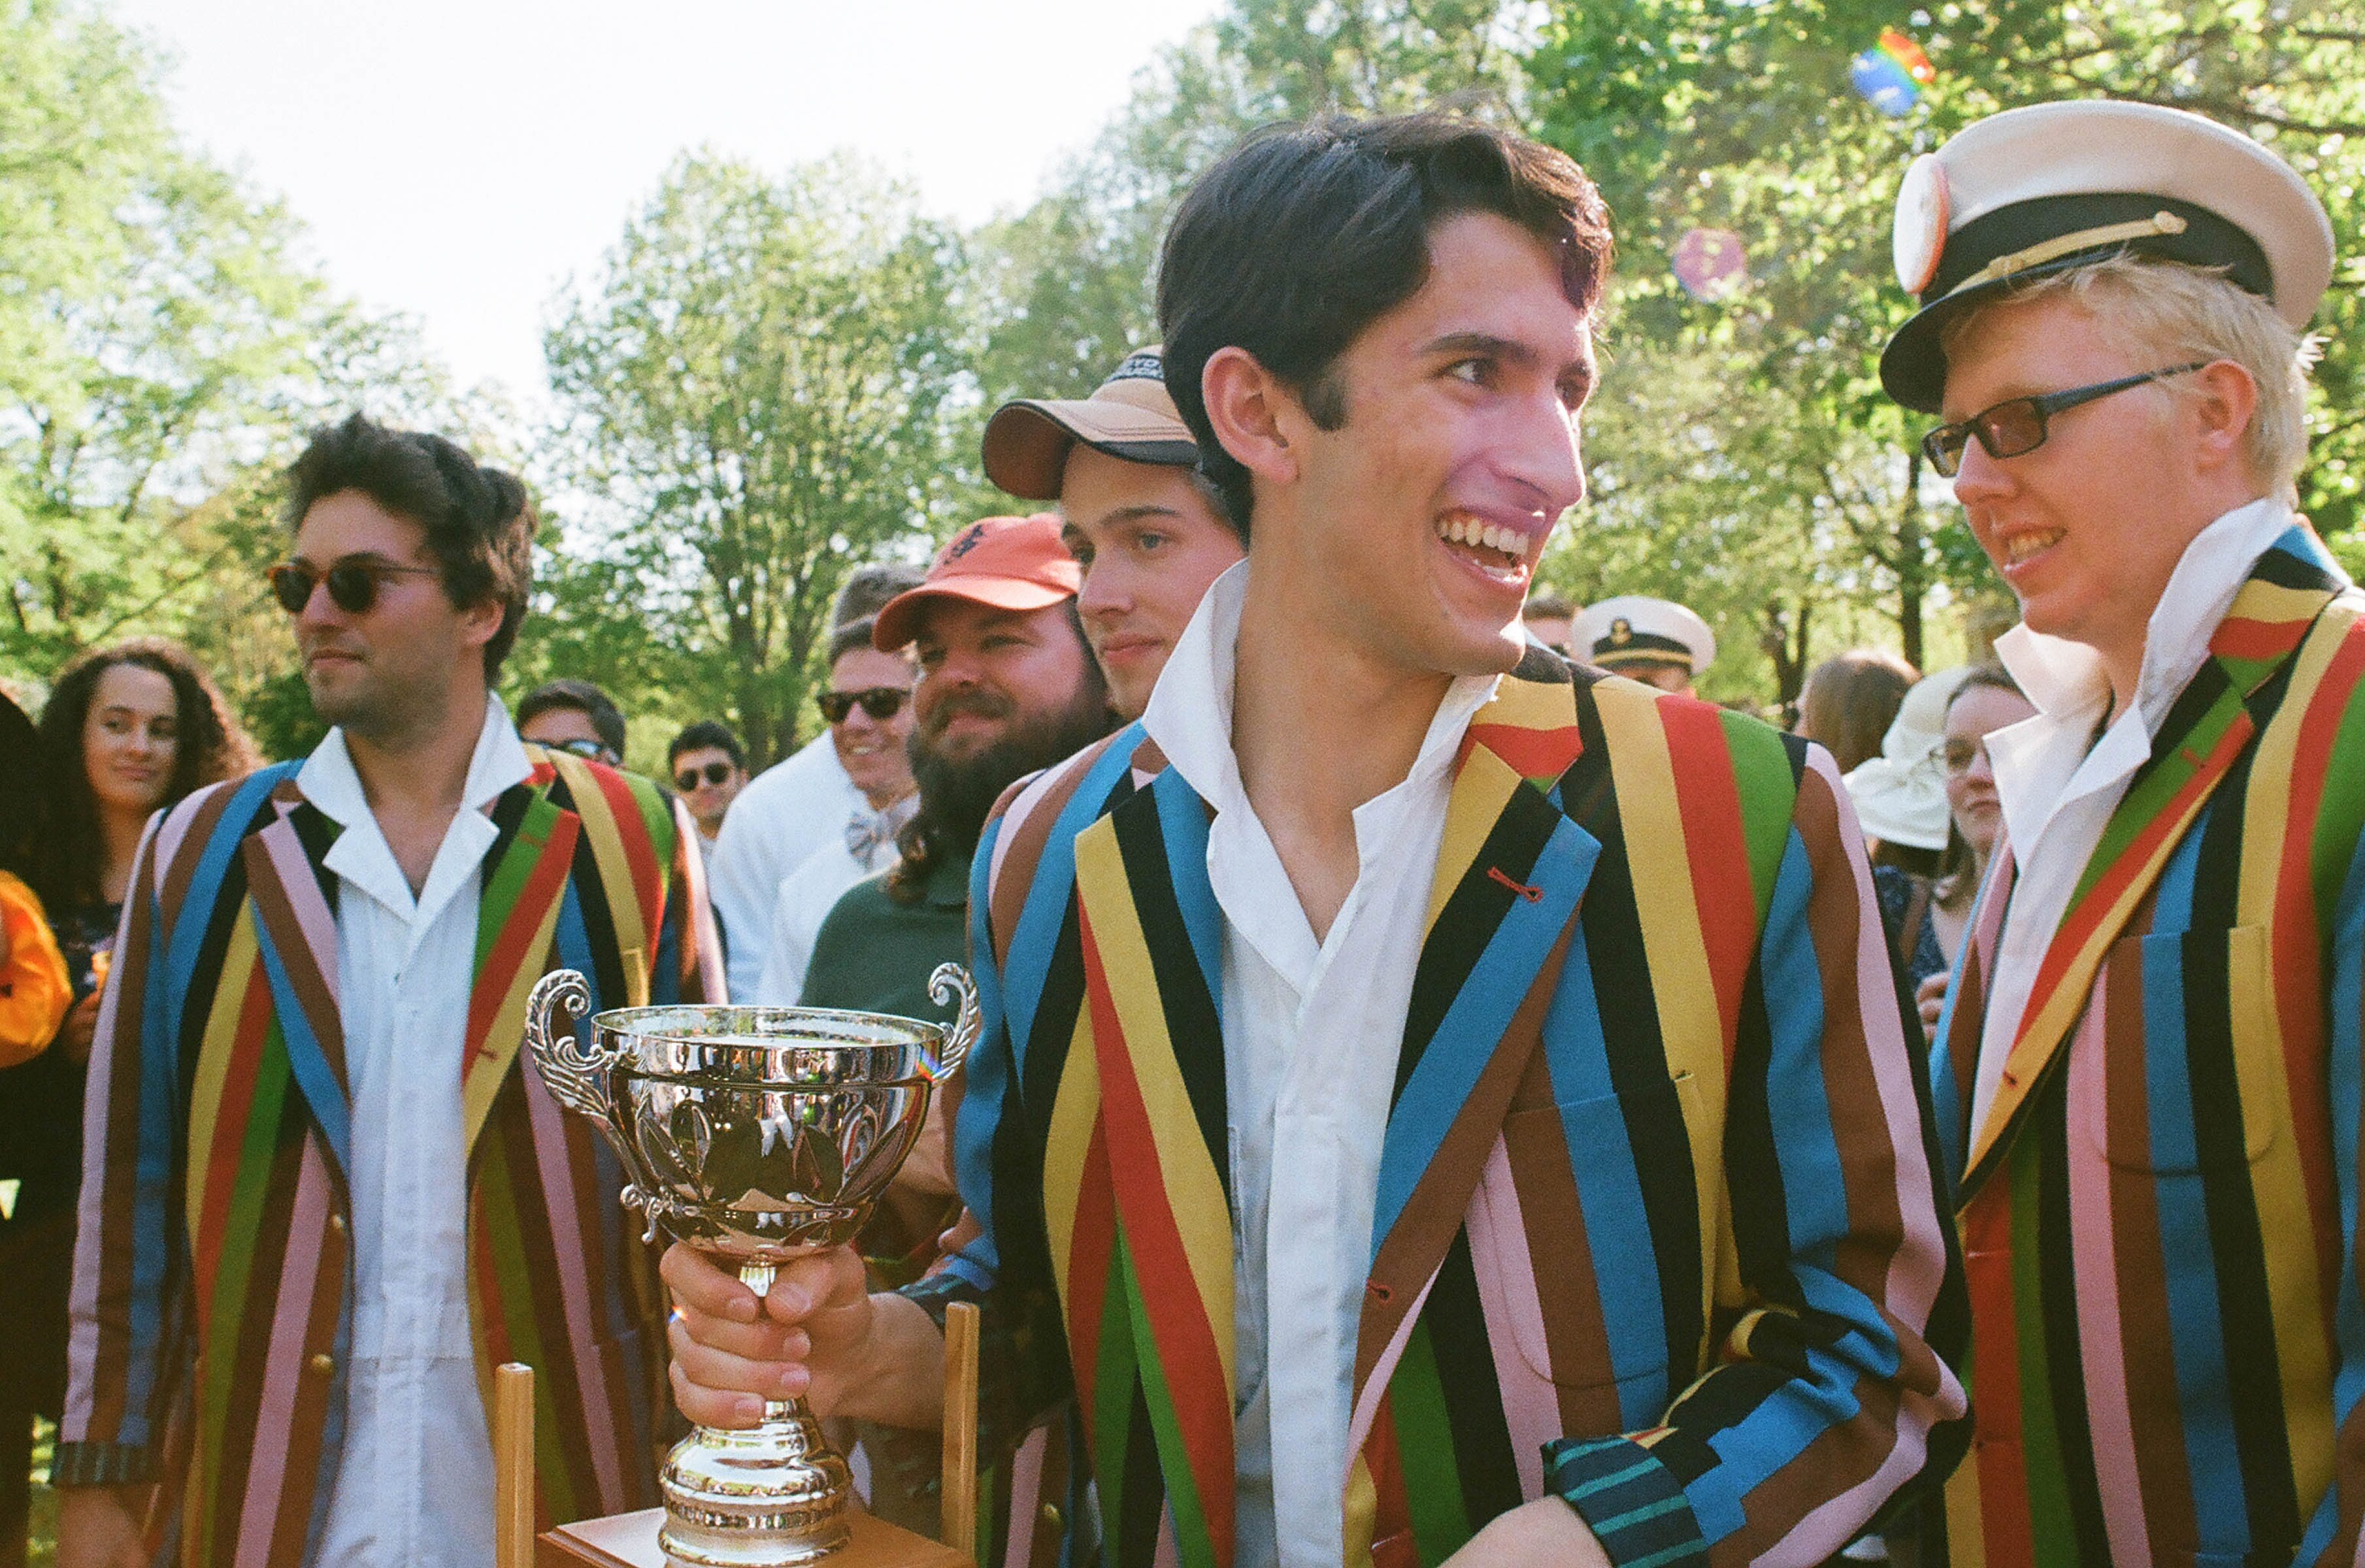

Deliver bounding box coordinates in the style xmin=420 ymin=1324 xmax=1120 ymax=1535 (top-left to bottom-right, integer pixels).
xmin=1436 ymin=511 xmax=1525 ymax=560
xmin=2002 ymin=529 xmax=2064 ymax=565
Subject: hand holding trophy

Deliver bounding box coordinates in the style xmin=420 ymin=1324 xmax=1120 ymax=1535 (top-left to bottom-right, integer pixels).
xmin=523 ymin=966 xmax=980 ymax=1567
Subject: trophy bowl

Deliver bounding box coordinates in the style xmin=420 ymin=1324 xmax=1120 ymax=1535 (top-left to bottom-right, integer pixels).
xmin=524 ymin=964 xmax=981 ymax=1568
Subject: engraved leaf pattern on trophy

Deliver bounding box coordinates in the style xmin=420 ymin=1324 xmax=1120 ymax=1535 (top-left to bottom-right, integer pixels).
xmin=838 ymin=1098 xmax=883 ymax=1180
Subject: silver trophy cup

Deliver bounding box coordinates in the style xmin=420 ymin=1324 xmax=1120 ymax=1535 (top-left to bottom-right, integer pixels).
xmin=523 ymin=965 xmax=981 ymax=1567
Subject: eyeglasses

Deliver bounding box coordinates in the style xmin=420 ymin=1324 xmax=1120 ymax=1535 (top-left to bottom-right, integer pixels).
xmin=1942 ymin=736 xmax=1991 ymax=775
xmin=547 ymin=737 xmax=614 ymax=762
xmin=267 ymin=556 xmax=442 ymax=615
xmin=675 ymin=762 xmax=736 ymax=791
xmin=1920 ymin=363 xmax=2208 ymax=478
xmin=816 ymin=687 xmax=910 ymax=724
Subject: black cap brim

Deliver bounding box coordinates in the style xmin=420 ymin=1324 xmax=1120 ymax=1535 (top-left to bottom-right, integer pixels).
xmin=1879 ymin=193 xmax=2274 ymax=414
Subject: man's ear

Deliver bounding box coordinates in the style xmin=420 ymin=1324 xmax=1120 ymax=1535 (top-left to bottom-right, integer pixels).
xmin=1200 ymin=346 xmax=1300 ymax=491
xmin=458 ymin=595 xmax=504 ymax=656
xmin=2189 ymin=358 xmax=2258 ymax=478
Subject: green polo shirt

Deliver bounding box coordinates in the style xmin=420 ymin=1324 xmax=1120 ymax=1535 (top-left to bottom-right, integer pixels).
xmin=797 ymin=851 xmax=970 ymax=1026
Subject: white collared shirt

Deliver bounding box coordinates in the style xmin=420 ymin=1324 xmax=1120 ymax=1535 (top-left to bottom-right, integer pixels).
xmin=1142 ymin=563 xmax=1500 ymax=1568
xmin=753 ymin=792 xmax=918 ymax=1005
xmin=307 ymin=694 xmax=533 ymax=1568
xmin=708 ymin=735 xmax=865 ymax=1002
xmin=1970 ymin=496 xmax=2295 ymax=1134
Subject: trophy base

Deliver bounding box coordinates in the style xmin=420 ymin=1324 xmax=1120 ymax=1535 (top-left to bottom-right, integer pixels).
xmin=657 ymin=1406 xmax=855 ymax=1567
xmin=538 ymin=1508 xmax=970 ymax=1568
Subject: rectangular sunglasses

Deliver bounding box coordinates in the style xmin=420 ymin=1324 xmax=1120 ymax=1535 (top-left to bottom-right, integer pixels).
xmin=816 ymin=687 xmax=909 ymax=723
xmin=267 ymin=556 xmax=442 ymax=615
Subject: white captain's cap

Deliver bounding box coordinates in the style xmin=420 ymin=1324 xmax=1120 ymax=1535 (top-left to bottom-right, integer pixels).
xmin=1879 ymin=99 xmax=2334 ymax=413
xmin=1570 ymin=595 xmax=1715 ymax=674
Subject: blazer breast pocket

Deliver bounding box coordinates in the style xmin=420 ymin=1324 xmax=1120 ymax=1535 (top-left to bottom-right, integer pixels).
xmin=1483 ymin=1073 xmax=1698 ymax=1394
xmin=2087 ymin=923 xmax=2279 ymax=1173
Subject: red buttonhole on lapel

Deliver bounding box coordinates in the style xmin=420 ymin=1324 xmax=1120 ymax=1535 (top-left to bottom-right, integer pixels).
xmin=1486 ymin=866 xmax=1544 ymax=903
xmin=1366 ymin=1279 xmax=1393 ymax=1303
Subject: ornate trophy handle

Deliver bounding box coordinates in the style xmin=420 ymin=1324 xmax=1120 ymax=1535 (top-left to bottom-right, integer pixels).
xmin=523 ymin=969 xmax=615 ymax=1135
xmin=927 ymin=962 xmax=981 ymax=1077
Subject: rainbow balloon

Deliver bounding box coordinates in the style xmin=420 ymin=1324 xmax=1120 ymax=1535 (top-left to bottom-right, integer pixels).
xmin=1851 ymin=29 xmax=1936 ymax=116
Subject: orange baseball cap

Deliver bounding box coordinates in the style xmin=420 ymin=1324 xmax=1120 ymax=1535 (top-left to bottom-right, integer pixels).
xmin=981 ymin=347 xmax=1200 ymax=501
xmin=872 ymin=512 xmax=1082 ymax=651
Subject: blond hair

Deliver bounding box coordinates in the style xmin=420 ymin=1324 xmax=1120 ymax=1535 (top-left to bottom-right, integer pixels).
xmin=1940 ymin=253 xmax=2312 ymax=491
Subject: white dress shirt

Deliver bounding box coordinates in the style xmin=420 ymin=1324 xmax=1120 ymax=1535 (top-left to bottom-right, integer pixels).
xmin=306 ymin=694 xmax=533 ymax=1568
xmin=753 ymin=792 xmax=918 ymax=1004
xmin=1142 ymin=564 xmax=1500 ymax=1568
xmin=1971 ymin=496 xmax=2294 ymax=1133
xmin=708 ymin=734 xmax=865 ymax=1002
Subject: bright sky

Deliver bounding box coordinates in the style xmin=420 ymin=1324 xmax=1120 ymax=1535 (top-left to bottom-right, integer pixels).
xmin=105 ymin=0 xmax=1225 ymax=406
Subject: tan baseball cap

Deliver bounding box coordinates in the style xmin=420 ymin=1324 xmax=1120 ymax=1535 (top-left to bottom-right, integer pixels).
xmin=872 ymin=513 xmax=1082 ymax=651
xmin=982 ymin=346 xmax=1200 ymax=501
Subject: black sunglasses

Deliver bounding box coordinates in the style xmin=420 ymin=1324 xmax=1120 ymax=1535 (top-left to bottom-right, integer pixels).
xmin=546 ymin=737 xmax=614 ymax=762
xmin=816 ymin=687 xmax=910 ymax=724
xmin=1921 ymin=363 xmax=2208 ymax=478
xmin=675 ymin=762 xmax=736 ymax=791
xmin=267 ymin=555 xmax=442 ymax=615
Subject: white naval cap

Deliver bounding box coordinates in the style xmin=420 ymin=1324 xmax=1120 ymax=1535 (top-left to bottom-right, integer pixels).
xmin=1879 ymin=99 xmax=2334 ymax=414
xmin=1570 ymin=595 xmax=1716 ymax=674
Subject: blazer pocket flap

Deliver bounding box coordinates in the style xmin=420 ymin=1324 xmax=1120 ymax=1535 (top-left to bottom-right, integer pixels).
xmin=1481 ymin=1075 xmax=1695 ymax=1390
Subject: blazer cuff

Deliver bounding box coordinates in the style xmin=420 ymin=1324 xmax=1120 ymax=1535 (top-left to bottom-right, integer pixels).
xmin=1542 ymin=1434 xmax=1705 ymax=1568
xmin=50 ymin=1439 xmax=154 ymax=1488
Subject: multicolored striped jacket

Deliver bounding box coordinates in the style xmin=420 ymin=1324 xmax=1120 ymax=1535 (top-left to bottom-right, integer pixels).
xmin=912 ymin=653 xmax=1968 ymax=1568
xmin=56 ymin=747 xmax=721 ymax=1566
xmin=1927 ymin=525 xmax=2365 ymax=1565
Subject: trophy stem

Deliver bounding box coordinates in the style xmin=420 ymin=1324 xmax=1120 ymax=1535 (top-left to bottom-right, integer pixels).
xmin=736 ymin=1262 xmax=798 ymax=1425
xmin=657 ymin=1256 xmax=854 ymax=1567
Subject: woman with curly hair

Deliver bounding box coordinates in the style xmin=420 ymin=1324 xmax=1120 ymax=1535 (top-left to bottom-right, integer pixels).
xmin=1 ymin=638 xmax=254 ymax=1568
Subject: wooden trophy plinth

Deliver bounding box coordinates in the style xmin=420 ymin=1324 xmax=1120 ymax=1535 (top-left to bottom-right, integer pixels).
xmin=537 ymin=1507 xmax=970 ymax=1568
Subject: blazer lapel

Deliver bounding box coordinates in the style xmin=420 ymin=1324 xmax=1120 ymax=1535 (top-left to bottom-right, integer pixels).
xmin=1070 ymin=765 xmax=1236 ymax=1561
xmin=1959 ymin=542 xmax=2345 ymax=1194
xmin=462 ymin=775 xmax=582 ymax=1156
xmin=1930 ymin=848 xmax=2012 ymax=1190
xmin=242 ymin=781 xmax=354 ymax=1173
xmin=1351 ymin=673 xmax=1597 ymax=1439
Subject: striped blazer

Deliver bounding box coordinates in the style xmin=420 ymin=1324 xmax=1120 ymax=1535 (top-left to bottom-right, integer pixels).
xmin=914 ymin=654 xmax=1968 ymax=1568
xmin=1927 ymin=525 xmax=2365 ymax=1566
xmin=55 ymin=747 xmax=721 ymax=1567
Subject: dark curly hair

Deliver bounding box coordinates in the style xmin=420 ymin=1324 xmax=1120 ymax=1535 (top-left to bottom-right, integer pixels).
xmin=282 ymin=413 xmax=536 ymax=679
xmin=30 ymin=639 xmax=259 ymax=910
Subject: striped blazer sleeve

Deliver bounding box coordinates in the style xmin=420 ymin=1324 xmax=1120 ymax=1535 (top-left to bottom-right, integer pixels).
xmin=2298 ymin=729 xmax=2365 ymax=1560
xmin=1546 ymin=745 xmax=1969 ymax=1562
xmin=54 ymin=800 xmax=190 ymax=1487
xmin=901 ymin=753 xmax=1116 ymax=1462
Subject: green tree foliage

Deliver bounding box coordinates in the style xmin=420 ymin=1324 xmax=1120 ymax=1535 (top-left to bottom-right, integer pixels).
xmin=0 ymin=0 xmax=454 ymax=760
xmin=1527 ymin=0 xmax=2365 ymax=693
xmin=968 ymin=0 xmax=1538 ymax=419
xmin=541 ymin=154 xmax=969 ymax=769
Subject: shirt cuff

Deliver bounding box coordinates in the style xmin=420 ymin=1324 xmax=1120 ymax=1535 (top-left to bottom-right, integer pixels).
xmin=50 ymin=1439 xmax=154 ymax=1488
xmin=1542 ymin=1434 xmax=1705 ymax=1568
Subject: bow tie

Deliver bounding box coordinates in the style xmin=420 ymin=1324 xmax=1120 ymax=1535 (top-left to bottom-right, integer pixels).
xmin=846 ymin=798 xmax=917 ymax=864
